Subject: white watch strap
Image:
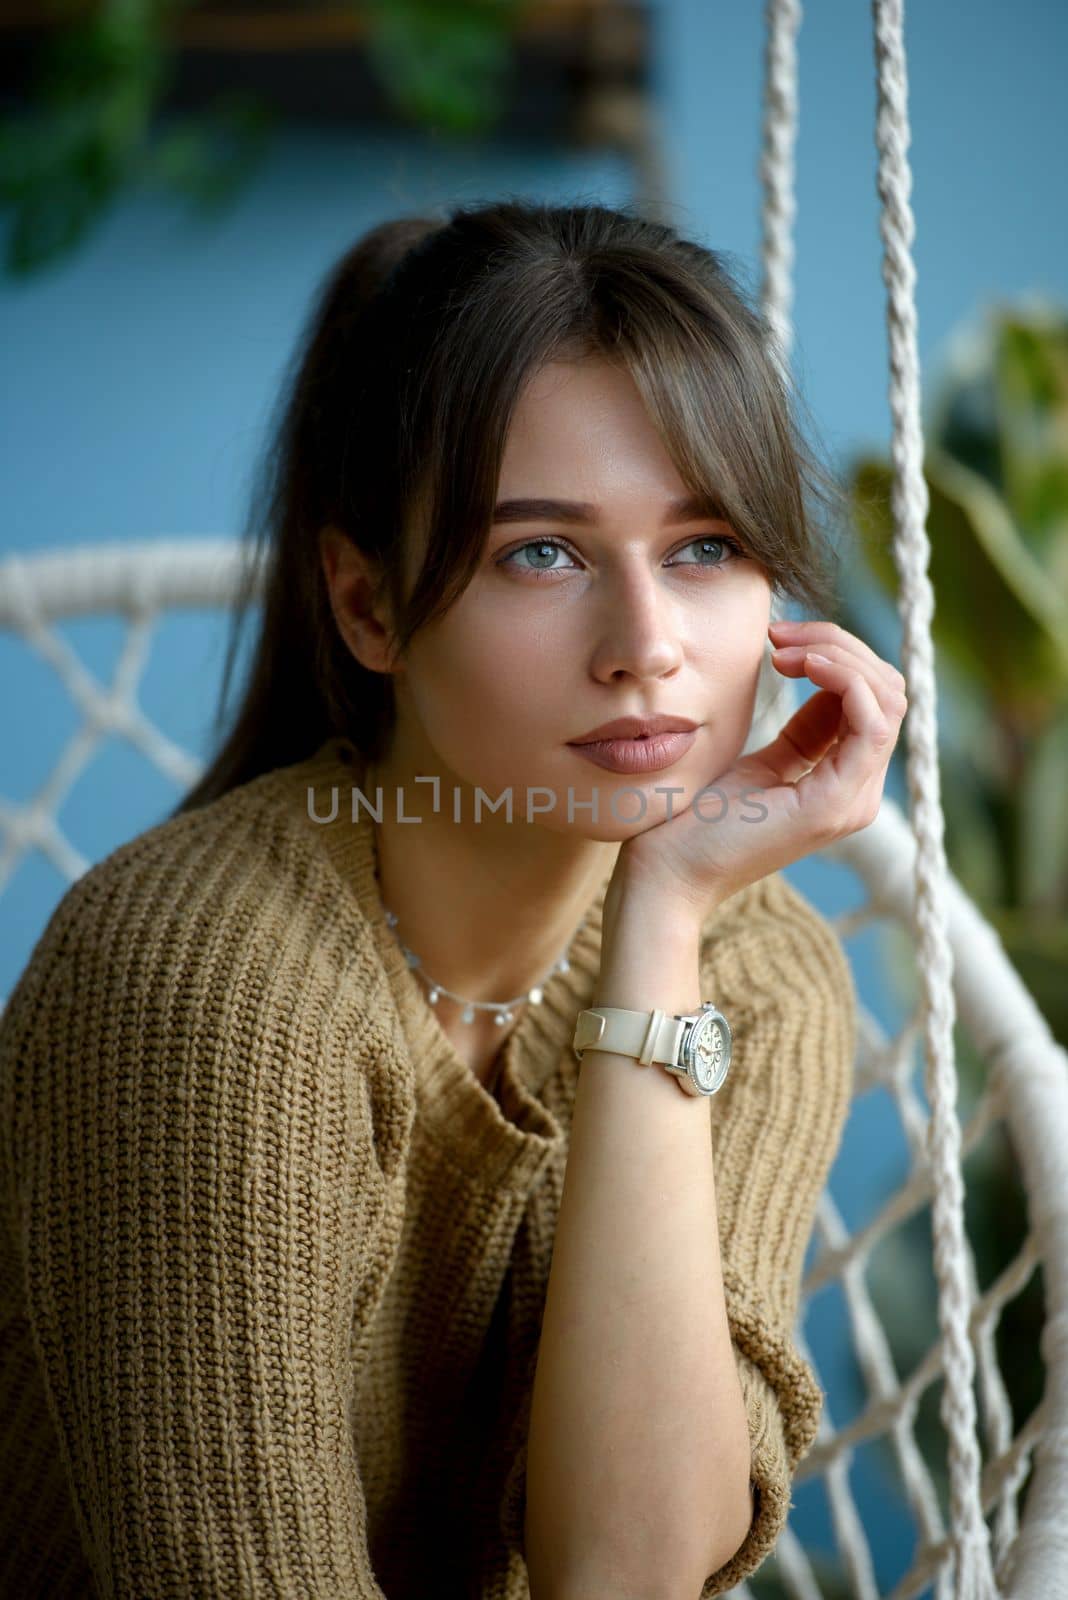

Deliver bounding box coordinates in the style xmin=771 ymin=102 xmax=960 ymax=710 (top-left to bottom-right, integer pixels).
xmin=572 ymin=1006 xmax=687 ymax=1066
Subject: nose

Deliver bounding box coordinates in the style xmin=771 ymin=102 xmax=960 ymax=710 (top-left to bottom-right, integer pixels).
xmin=586 ymin=558 xmax=684 ymax=684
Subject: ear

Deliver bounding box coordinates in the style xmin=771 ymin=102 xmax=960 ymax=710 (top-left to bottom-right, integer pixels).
xmin=319 ymin=525 xmax=403 ymax=678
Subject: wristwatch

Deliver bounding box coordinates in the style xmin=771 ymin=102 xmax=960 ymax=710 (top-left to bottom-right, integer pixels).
xmin=572 ymin=1002 xmax=732 ymax=1098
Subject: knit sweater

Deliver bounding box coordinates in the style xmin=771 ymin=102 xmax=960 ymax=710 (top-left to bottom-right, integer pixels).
xmin=0 ymin=733 xmax=856 ymax=1599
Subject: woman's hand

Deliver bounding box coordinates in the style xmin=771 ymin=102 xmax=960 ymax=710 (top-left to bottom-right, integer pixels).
xmin=611 ymin=619 xmax=908 ymax=926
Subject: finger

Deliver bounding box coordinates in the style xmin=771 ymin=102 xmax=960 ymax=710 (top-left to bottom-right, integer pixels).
xmin=769 ymin=620 xmax=907 ymax=697
xmin=794 ymin=651 xmax=899 ymax=811
xmin=768 ymin=618 xmax=903 ymax=685
xmin=771 ymin=638 xmax=906 ymax=712
xmin=772 ymin=641 xmax=907 ymax=721
xmin=751 ymin=688 xmax=845 ymax=786
xmin=751 ymin=636 xmax=907 ymax=789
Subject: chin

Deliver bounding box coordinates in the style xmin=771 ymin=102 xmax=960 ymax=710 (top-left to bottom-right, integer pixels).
xmin=531 ymin=786 xmax=691 ymax=844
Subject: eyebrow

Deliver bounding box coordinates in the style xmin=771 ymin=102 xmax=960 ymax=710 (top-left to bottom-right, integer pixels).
xmin=490 ymin=494 xmax=726 ymax=526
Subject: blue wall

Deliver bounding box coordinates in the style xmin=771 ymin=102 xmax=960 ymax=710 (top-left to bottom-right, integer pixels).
xmin=655 ymin=0 xmax=1068 ymax=458
xmin=4 ymin=2 xmax=1064 ymax=1590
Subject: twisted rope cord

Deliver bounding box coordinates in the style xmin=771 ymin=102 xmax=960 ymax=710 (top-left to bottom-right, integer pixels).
xmin=870 ymin=0 xmax=996 ymax=1592
xmin=759 ymin=0 xmax=801 ymax=384
xmin=751 ymin=0 xmax=803 ymax=745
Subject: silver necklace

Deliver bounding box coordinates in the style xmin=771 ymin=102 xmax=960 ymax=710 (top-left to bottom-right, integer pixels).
xmin=381 ymin=903 xmax=574 ymax=1026
xmin=372 ymin=828 xmax=576 ymax=1026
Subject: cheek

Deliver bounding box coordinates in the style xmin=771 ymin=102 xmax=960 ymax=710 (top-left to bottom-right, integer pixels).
xmin=690 ymin=622 xmax=765 ymax=683
xmin=691 ymin=581 xmax=771 ymax=674
xmin=405 ymin=611 xmax=565 ymax=760
xmin=687 ymin=609 xmax=770 ymax=741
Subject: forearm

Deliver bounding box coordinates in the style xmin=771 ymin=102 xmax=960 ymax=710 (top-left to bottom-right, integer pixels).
xmin=524 ymin=882 xmax=753 ymax=1599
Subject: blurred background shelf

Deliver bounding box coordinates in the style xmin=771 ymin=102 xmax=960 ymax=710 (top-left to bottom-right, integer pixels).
xmin=0 ymin=0 xmax=652 ymax=147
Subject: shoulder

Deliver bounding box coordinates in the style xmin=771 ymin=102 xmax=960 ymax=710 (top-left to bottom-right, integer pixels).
xmin=0 ymin=765 xmax=410 ymax=1215
xmin=6 ymin=764 xmax=378 ymax=1021
xmin=0 ymin=763 xmax=396 ymax=1116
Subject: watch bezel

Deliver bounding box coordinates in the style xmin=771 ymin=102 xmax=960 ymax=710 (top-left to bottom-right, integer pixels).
xmin=680 ymin=1003 xmax=732 ymax=1095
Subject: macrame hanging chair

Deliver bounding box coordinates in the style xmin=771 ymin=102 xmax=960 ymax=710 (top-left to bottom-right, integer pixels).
xmin=741 ymin=3 xmax=1068 ymax=1597
xmin=0 ymin=2 xmax=1065 ymax=1596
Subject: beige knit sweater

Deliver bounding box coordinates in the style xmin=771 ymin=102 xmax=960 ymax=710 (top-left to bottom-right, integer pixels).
xmin=0 ymin=734 xmax=856 ymax=1599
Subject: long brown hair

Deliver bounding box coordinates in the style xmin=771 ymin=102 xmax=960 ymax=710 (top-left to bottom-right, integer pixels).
xmin=172 ymin=198 xmax=847 ymax=817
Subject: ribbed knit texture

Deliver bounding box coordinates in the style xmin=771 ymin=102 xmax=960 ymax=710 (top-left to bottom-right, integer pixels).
xmin=0 ymin=734 xmax=856 ymax=1598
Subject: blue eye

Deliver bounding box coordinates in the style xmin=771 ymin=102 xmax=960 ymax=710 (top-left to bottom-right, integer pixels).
xmin=502 ymin=540 xmax=580 ymax=575
xmin=496 ymin=534 xmax=745 ymax=581
xmin=672 ymin=536 xmax=745 ymax=568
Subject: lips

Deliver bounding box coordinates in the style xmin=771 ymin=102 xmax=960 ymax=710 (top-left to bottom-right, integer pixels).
xmin=568 ymin=714 xmax=698 ymax=745
xmin=568 ymin=727 xmax=699 ymax=775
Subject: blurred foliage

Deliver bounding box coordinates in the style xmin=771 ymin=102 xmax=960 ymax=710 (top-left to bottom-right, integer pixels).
xmin=837 ymin=301 xmax=1067 ymax=1534
xmin=363 ymin=0 xmax=522 ymax=133
xmin=847 ymin=303 xmax=1068 ymax=1035
xmin=0 ymin=0 xmax=524 ymax=277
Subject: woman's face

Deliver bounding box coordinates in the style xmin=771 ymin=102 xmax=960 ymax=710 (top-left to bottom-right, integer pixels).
xmin=391 ymin=355 xmax=773 ymax=843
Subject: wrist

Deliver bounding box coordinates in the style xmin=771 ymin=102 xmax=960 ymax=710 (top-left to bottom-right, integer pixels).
xmin=601 ymin=858 xmax=709 ymax=952
xmin=596 ymin=902 xmax=703 ymax=1016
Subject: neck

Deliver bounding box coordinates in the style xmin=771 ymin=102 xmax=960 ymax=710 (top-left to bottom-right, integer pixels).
xmin=366 ymin=745 xmax=619 ymax=1013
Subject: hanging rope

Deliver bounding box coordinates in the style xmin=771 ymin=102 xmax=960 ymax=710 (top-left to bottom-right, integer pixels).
xmin=870 ymin=0 xmax=997 ymax=1592
xmin=759 ymin=0 xmax=997 ymax=1592
xmin=754 ymin=0 xmax=803 ymax=743
xmin=759 ymin=0 xmax=801 ymax=382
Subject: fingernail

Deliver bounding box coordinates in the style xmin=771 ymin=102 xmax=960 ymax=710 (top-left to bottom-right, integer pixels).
xmin=806 ymin=652 xmax=832 ymax=665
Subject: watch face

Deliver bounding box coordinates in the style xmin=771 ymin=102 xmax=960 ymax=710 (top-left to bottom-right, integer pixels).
xmin=685 ymin=1007 xmax=732 ymax=1094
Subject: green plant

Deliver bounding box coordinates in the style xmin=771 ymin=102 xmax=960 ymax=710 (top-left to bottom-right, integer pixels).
xmin=0 ymin=0 xmax=524 ymax=278
xmin=847 ymin=302 xmax=1068 ymax=1042
xmin=363 ymin=0 xmax=523 ymax=134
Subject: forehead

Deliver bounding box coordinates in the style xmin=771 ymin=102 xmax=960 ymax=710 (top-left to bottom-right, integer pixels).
xmin=499 ymin=357 xmax=686 ymax=499
xmin=505 ymin=355 xmax=644 ymax=434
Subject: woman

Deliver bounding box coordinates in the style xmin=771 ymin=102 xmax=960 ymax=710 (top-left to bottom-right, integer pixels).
xmin=0 ymin=201 xmax=905 ymax=1598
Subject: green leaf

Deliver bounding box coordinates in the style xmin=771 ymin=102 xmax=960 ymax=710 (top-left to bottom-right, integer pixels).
xmin=0 ymin=4 xmax=171 ymax=274
xmin=363 ymin=0 xmax=521 ymax=135
xmin=0 ymin=100 xmax=127 ymax=274
xmin=4 ymin=166 xmax=109 ymax=275
xmin=848 ymin=449 xmax=1068 ymax=708
xmin=142 ymin=93 xmax=274 ymax=212
xmin=994 ymin=310 xmax=1068 ymax=568
xmin=1015 ymin=705 xmax=1068 ymax=914
xmin=987 ymin=911 xmax=1068 ymax=1049
xmin=939 ymin=754 xmax=1005 ymax=906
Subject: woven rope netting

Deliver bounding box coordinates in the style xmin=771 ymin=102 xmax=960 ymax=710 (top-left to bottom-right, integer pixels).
xmin=1 ymin=2 xmax=1066 ymax=1596
xmin=745 ymin=2 xmax=1068 ymax=1597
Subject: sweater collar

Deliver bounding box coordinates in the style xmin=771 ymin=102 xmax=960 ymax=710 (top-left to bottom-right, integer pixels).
xmin=280 ymin=735 xmax=611 ymax=1191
